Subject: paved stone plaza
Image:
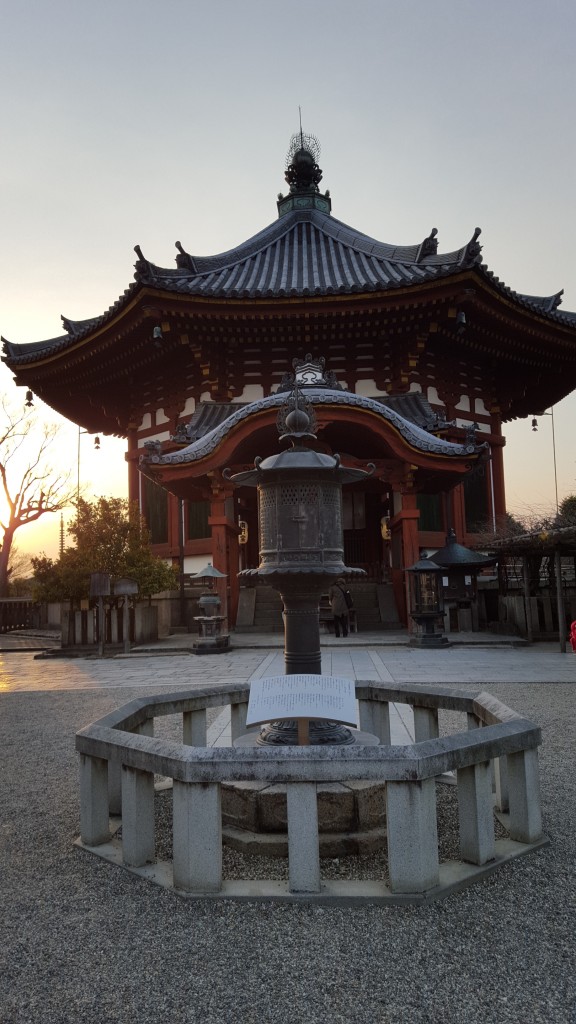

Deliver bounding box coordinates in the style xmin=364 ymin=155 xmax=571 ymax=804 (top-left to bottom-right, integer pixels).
xmin=1 ymin=640 xmax=575 ymax=1023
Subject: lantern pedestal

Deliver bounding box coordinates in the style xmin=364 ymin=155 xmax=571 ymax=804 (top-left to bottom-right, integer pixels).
xmin=191 ymin=616 xmax=230 ymax=655
xmin=409 ymin=616 xmax=451 ymax=648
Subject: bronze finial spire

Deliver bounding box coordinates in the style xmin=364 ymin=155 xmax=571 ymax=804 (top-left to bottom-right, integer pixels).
xmin=277 ymin=120 xmax=332 ymax=218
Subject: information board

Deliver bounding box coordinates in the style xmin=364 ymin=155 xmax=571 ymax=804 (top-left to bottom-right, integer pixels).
xmin=246 ymin=675 xmax=357 ymax=727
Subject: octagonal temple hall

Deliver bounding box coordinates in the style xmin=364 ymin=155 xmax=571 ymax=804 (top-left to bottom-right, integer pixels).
xmin=4 ymin=131 xmax=576 ymax=630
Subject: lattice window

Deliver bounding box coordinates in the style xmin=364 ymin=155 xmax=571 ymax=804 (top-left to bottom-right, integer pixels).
xmin=259 ymin=488 xmax=277 ymax=548
xmin=280 ymin=485 xmax=319 ymax=507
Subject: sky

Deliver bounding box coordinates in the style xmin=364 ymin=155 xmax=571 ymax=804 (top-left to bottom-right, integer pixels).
xmin=1 ymin=0 xmax=576 ymax=561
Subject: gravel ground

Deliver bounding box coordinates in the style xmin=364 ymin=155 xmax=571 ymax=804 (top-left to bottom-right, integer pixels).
xmin=1 ymin=682 xmax=575 ymax=1024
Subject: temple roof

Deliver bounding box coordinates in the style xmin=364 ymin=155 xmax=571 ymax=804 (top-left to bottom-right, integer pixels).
xmin=4 ymin=203 xmax=576 ymax=369
xmin=131 ymin=213 xmax=485 ymax=299
xmin=430 ymin=529 xmax=496 ymax=568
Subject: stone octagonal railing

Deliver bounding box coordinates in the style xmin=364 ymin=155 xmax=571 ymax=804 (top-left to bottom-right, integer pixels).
xmin=75 ymin=681 xmax=546 ymax=905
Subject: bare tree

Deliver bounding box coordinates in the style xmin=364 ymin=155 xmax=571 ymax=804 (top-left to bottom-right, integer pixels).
xmin=0 ymin=402 xmax=75 ymax=597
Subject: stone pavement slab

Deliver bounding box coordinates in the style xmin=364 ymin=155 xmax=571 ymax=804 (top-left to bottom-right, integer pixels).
xmin=1 ymin=640 xmax=575 ymax=695
xmin=0 ymin=630 xmax=60 ymax=651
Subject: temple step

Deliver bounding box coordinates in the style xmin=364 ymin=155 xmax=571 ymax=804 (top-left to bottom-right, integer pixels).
xmin=235 ymin=583 xmax=400 ymax=633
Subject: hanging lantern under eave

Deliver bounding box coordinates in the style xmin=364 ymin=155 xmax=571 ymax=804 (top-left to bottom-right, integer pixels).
xmin=406 ymin=558 xmax=450 ymax=648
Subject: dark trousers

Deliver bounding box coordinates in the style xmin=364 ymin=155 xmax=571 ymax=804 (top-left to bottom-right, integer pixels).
xmin=334 ymin=614 xmax=349 ymax=638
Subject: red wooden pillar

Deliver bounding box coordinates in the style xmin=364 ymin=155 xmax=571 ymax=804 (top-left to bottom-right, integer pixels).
xmin=126 ymin=429 xmax=140 ymax=507
xmin=168 ymin=494 xmax=180 ymax=560
xmin=390 ymin=490 xmax=420 ymax=627
xmin=451 ymin=483 xmax=467 ymax=540
xmin=208 ymin=483 xmax=240 ymax=628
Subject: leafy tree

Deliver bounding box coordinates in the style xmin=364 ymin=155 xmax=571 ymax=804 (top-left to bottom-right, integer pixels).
xmin=558 ymin=494 xmax=576 ymax=525
xmin=0 ymin=402 xmax=75 ymax=596
xmin=31 ymin=497 xmax=178 ymax=604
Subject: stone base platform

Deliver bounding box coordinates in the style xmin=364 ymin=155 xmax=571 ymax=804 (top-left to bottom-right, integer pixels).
xmin=221 ymin=777 xmax=387 ymax=858
xmin=190 ymin=634 xmax=230 ymax=655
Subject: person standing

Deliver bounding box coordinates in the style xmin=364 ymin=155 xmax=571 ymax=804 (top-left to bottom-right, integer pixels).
xmin=329 ymin=577 xmax=350 ymax=638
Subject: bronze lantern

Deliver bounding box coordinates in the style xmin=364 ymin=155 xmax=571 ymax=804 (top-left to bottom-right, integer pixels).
xmin=406 ymin=558 xmax=449 ymax=647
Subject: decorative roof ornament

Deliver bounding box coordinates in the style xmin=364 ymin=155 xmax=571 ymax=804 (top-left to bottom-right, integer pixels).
xmin=462 ymin=227 xmax=482 ymax=264
xmin=416 ymin=228 xmax=439 ymax=263
xmin=134 ymin=244 xmax=156 ymax=284
xmin=174 ymin=241 xmax=197 ymax=273
xmin=276 ymin=380 xmax=317 ymax=441
xmin=134 ymin=244 xmax=149 ymax=267
xmin=143 ymin=438 xmax=163 ymax=458
xmin=276 ymin=353 xmax=343 ymax=394
xmin=463 ymin=421 xmax=479 ymax=446
xmin=285 ymin=128 xmax=322 ymax=194
xmin=278 ymin=115 xmax=331 ymax=217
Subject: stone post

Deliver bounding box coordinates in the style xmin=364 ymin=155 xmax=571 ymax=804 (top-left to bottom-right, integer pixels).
xmin=231 ymin=701 xmax=258 ymax=740
xmin=172 ymin=781 xmax=222 ymax=893
xmin=183 ymin=709 xmax=207 ymax=746
xmin=79 ymin=754 xmax=110 ymax=846
xmin=386 ymin=779 xmax=439 ymax=893
xmin=358 ymin=699 xmax=391 ymax=744
xmin=457 ymin=760 xmax=495 ymax=865
xmin=413 ymin=706 xmax=439 ymax=742
xmin=108 ymin=762 xmax=122 ymax=815
xmin=494 ymin=755 xmax=509 ymax=812
xmin=121 ymin=765 xmax=155 ymax=867
xmin=507 ymin=748 xmax=543 ymax=843
xmin=287 ymin=783 xmax=321 ymax=894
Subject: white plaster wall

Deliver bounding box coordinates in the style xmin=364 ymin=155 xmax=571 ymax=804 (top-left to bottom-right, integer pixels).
xmin=427 ymin=387 xmax=445 ymax=407
xmin=200 ymin=391 xmax=213 ymax=403
xmin=231 ymin=384 xmax=264 ymax=403
xmin=183 ymin=555 xmax=213 ymax=575
xmin=475 ymin=397 xmax=490 ymax=416
xmin=156 ymin=408 xmax=170 ymax=425
xmin=355 ymin=379 xmax=381 ymax=397
xmin=182 ymin=396 xmax=196 ymax=416
xmin=138 ymin=412 xmax=152 ymax=430
xmin=455 ymin=395 xmax=471 ymax=412
xmin=409 ymin=382 xmax=423 ymax=393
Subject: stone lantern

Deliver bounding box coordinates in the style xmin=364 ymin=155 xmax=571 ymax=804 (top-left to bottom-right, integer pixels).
xmin=225 ymin=386 xmax=372 ymax=744
xmin=189 ymin=561 xmax=230 ymax=654
xmin=406 ymin=558 xmax=449 ymax=647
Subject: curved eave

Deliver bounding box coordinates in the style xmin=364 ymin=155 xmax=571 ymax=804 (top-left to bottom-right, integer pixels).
xmin=473 ymin=266 xmax=576 ymax=330
xmin=140 ymin=390 xmax=482 ymax=481
xmin=5 ymin=268 xmax=576 ymax=383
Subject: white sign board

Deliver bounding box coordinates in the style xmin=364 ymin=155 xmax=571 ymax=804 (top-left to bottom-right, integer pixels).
xmin=246 ymin=675 xmax=357 ymax=728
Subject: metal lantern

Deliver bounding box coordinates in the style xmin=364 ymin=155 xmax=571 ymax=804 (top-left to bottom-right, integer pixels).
xmin=406 ymin=558 xmax=449 ymax=647
xmin=226 ymin=390 xmax=369 ymax=674
xmin=225 ymin=385 xmax=372 ymax=744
